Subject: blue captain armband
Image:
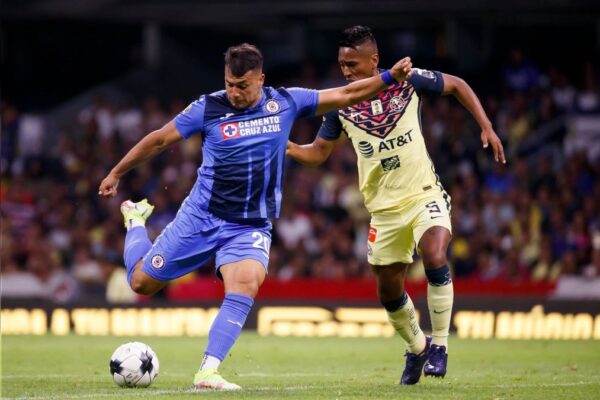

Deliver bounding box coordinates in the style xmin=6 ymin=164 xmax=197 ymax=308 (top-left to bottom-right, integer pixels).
xmin=380 ymin=70 xmax=396 ymax=86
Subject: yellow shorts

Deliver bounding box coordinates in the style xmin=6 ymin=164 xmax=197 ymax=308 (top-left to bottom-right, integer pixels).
xmin=367 ymin=193 xmax=452 ymax=265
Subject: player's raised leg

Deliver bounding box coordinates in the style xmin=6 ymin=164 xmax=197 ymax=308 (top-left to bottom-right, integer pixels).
xmin=193 ymin=259 xmax=265 ymax=391
xmin=419 ymin=226 xmax=453 ymax=378
xmin=121 ymin=199 xmax=167 ymax=295
xmin=372 ymin=264 xmax=431 ymax=385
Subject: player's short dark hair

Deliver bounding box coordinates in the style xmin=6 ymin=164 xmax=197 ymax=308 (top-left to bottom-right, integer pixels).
xmin=224 ymin=43 xmax=263 ymax=76
xmin=339 ymin=25 xmax=378 ymax=50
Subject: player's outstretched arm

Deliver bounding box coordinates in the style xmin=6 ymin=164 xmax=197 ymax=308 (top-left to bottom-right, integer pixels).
xmin=442 ymin=73 xmax=506 ymax=164
xmin=286 ymin=137 xmax=336 ymax=166
xmin=315 ymin=57 xmax=413 ymax=115
xmin=98 ymin=121 xmax=183 ymax=197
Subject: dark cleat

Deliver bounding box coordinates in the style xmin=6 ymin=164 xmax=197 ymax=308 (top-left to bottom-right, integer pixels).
xmin=400 ymin=336 xmax=431 ymax=385
xmin=424 ymin=344 xmax=448 ymax=378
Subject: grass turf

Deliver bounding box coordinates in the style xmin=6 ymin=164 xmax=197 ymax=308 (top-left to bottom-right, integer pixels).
xmin=2 ymin=334 xmax=599 ymax=399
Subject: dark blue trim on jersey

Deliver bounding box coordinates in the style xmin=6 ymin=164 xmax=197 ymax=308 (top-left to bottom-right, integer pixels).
xmin=267 ymin=146 xmax=279 ymax=215
xmin=246 ymin=147 xmax=266 ymax=219
xmin=408 ymin=70 xmax=444 ymax=95
xmin=277 ymin=88 xmax=296 ymax=116
xmin=259 ymin=143 xmax=271 ymax=217
xmin=318 ymin=110 xmax=343 ymax=141
xmin=274 ymin=146 xmax=285 ymax=216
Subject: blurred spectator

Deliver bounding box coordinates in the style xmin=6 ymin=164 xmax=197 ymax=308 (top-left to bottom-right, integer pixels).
xmin=72 ymin=245 xmax=103 ymax=284
xmin=106 ymin=268 xmax=137 ymax=303
xmin=474 ymin=246 xmax=502 ymax=281
xmin=501 ymin=48 xmax=540 ymax=93
xmin=1 ymin=259 xmax=47 ymax=298
xmin=505 ymin=93 xmax=533 ymax=150
xmin=115 ymin=101 xmax=144 ymax=144
xmin=1 ymin=101 xmax=20 ymax=175
xmin=530 ymin=237 xmax=562 ymax=282
xmin=549 ymin=67 xmax=576 ymax=113
xmin=581 ymin=249 xmax=600 ymax=278
xmin=575 ymin=61 xmax=600 ymax=114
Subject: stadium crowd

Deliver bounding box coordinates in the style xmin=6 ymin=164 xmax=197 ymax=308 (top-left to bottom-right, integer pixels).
xmin=1 ymin=53 xmax=599 ymax=302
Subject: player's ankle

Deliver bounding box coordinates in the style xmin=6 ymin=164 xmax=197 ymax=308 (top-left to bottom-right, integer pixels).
xmin=431 ymin=335 xmax=449 ymax=349
xmin=126 ymin=219 xmax=146 ymax=230
xmin=200 ymin=354 xmax=221 ymax=371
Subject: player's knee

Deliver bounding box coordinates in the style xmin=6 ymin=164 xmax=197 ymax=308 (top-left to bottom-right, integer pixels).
xmin=129 ymin=278 xmax=149 ymax=295
xmin=372 ymin=264 xmax=407 ymax=302
xmin=230 ymin=278 xmax=261 ymax=298
xmin=230 ymin=272 xmax=265 ymax=298
xmin=130 ymin=274 xmax=159 ymax=296
xmin=376 ymin=281 xmax=405 ymax=303
xmin=222 ymin=263 xmax=265 ymax=298
xmin=422 ymin=252 xmax=448 ymax=270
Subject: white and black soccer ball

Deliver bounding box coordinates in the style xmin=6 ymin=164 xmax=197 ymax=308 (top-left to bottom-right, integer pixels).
xmin=109 ymin=342 xmax=159 ymax=388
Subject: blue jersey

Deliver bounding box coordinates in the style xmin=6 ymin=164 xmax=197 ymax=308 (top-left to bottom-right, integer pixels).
xmin=174 ymin=86 xmax=319 ymax=223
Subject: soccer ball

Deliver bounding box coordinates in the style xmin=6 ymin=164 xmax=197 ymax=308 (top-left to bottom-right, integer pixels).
xmin=109 ymin=342 xmax=159 ymax=388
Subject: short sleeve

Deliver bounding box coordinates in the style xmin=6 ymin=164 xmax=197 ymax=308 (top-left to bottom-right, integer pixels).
xmin=317 ymin=110 xmax=343 ymax=141
xmin=407 ymin=69 xmax=444 ymax=95
xmin=286 ymin=88 xmax=319 ymax=119
xmin=174 ymin=96 xmax=206 ymax=139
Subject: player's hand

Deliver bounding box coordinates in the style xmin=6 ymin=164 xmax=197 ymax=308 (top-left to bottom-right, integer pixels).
xmin=481 ymin=128 xmax=506 ymax=164
xmin=98 ymin=173 xmax=120 ymax=197
xmin=286 ymin=140 xmax=297 ymax=156
xmin=390 ymin=57 xmax=413 ymax=82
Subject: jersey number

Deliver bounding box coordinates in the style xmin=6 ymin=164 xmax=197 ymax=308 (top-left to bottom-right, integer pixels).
xmin=425 ymin=201 xmax=442 ymax=219
xmin=252 ymin=232 xmax=271 ymax=255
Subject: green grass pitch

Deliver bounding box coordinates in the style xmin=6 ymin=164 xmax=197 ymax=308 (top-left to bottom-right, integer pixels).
xmin=2 ymin=334 xmax=599 ymax=399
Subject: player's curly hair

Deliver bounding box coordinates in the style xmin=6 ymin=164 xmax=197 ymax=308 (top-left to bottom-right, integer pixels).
xmin=339 ymin=25 xmax=378 ymax=50
xmin=224 ymin=43 xmax=263 ymax=76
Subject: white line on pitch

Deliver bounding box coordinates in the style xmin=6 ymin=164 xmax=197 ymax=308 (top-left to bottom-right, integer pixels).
xmin=2 ymin=384 xmax=345 ymax=400
xmin=2 ymin=372 xmax=336 ymax=379
xmin=4 ymin=380 xmax=597 ymax=399
xmin=236 ymin=372 xmax=337 ymax=377
xmin=2 ymin=374 xmax=81 ymax=380
xmin=492 ymin=381 xmax=599 ymax=389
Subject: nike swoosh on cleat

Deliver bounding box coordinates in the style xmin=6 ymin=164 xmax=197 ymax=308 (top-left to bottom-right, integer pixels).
xmin=433 ymin=308 xmax=450 ymax=314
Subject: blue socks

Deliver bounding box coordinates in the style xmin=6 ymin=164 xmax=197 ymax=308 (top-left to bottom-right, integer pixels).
xmin=205 ymin=293 xmax=254 ymax=361
xmin=123 ymin=226 xmax=152 ymax=284
xmin=425 ymin=264 xmax=452 ymax=286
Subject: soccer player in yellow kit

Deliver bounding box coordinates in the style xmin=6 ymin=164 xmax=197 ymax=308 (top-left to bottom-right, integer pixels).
xmin=287 ymin=26 xmax=505 ymax=384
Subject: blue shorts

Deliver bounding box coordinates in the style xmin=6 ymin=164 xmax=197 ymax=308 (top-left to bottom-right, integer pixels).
xmin=140 ymin=199 xmax=272 ymax=281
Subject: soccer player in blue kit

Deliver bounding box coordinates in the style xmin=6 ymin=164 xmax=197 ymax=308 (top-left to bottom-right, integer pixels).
xmin=98 ymin=43 xmax=413 ymax=390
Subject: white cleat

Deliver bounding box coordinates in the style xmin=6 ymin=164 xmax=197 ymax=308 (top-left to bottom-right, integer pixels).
xmin=120 ymin=199 xmax=154 ymax=229
xmin=192 ymin=368 xmax=241 ymax=391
